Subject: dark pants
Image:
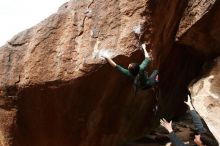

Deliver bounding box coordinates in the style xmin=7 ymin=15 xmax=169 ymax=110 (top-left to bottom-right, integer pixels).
xmin=141 ymin=70 xmax=159 ymax=90
xmin=148 ymin=70 xmax=159 ymax=86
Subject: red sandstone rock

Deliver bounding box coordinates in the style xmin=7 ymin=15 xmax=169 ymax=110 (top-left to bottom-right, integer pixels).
xmin=0 ymin=0 xmax=154 ymax=146
xmin=0 ymin=0 xmax=148 ymax=87
xmin=0 ymin=0 xmax=220 ymax=146
xmin=190 ymin=57 xmax=220 ymax=143
xmin=179 ymin=1 xmax=220 ymax=58
xmin=177 ymin=0 xmax=216 ymax=38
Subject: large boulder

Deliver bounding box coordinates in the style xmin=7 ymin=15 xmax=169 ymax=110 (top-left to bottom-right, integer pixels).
xmin=179 ymin=0 xmax=220 ymax=58
xmin=177 ymin=0 xmax=216 ymax=38
xmin=0 ymin=0 xmax=149 ymax=87
xmin=0 ymin=0 xmax=156 ymax=146
xmin=190 ymin=57 xmax=220 ymax=143
xmin=0 ymin=0 xmax=220 ymax=145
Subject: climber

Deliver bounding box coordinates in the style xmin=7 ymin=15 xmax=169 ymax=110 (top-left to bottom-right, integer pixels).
xmin=102 ymin=43 xmax=159 ymax=95
xmin=160 ymin=95 xmax=218 ymax=146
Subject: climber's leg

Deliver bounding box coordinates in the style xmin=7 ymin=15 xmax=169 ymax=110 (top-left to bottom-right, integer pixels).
xmin=148 ymin=70 xmax=159 ymax=85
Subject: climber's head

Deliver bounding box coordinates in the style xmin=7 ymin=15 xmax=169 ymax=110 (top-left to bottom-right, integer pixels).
xmin=194 ymin=133 xmax=218 ymax=146
xmin=128 ymin=63 xmax=140 ymax=76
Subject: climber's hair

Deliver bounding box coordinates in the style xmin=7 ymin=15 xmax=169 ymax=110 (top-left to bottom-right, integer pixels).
xmin=200 ymin=132 xmax=219 ymax=146
xmin=128 ymin=63 xmax=140 ymax=76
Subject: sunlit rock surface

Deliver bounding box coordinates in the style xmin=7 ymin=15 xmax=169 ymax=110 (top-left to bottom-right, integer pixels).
xmin=0 ymin=0 xmax=220 ymax=145
xmin=190 ymin=57 xmax=220 ymax=143
xmin=0 ymin=0 xmax=155 ymax=146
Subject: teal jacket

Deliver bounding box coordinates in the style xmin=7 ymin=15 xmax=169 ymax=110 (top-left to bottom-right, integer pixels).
xmin=115 ymin=58 xmax=151 ymax=88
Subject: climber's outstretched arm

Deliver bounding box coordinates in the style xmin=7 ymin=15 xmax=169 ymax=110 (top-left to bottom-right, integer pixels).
xmin=102 ymin=56 xmax=117 ymax=67
xmin=102 ymin=56 xmax=132 ymax=77
xmin=139 ymin=44 xmax=150 ymax=71
xmin=141 ymin=44 xmax=150 ymax=58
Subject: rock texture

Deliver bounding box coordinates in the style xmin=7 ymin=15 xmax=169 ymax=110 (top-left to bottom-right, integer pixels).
xmin=190 ymin=57 xmax=220 ymax=143
xmin=0 ymin=0 xmax=155 ymax=146
xmin=179 ymin=0 xmax=220 ymax=58
xmin=0 ymin=0 xmax=220 ymax=146
xmin=177 ymin=0 xmax=216 ymax=38
xmin=0 ymin=0 xmax=149 ymax=87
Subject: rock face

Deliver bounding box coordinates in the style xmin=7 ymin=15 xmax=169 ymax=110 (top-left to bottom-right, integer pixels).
xmin=177 ymin=0 xmax=216 ymax=38
xmin=0 ymin=0 xmax=147 ymax=86
xmin=0 ymin=0 xmax=155 ymax=146
xmin=190 ymin=57 xmax=220 ymax=143
xmin=179 ymin=0 xmax=220 ymax=58
xmin=0 ymin=0 xmax=220 ymax=146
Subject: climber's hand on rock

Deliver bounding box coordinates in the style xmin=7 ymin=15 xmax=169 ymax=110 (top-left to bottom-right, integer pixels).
xmin=102 ymin=56 xmax=116 ymax=67
xmin=141 ymin=43 xmax=150 ymax=58
xmin=184 ymin=95 xmax=194 ymax=110
xmin=160 ymin=118 xmax=173 ymax=133
xmin=141 ymin=43 xmax=146 ymax=50
xmin=101 ymin=54 xmax=108 ymax=59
